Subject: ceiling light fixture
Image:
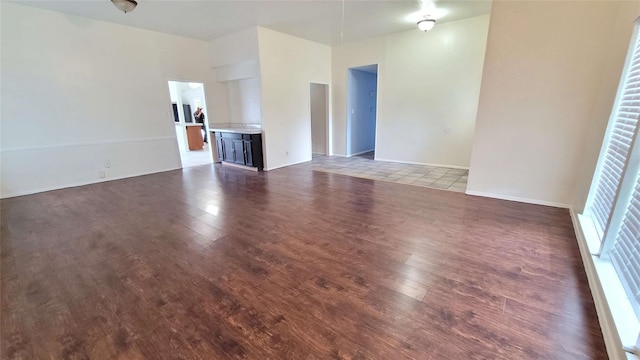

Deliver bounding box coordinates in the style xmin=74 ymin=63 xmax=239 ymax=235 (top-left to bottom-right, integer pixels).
xmin=111 ymin=0 xmax=137 ymax=13
xmin=417 ymin=16 xmax=436 ymax=32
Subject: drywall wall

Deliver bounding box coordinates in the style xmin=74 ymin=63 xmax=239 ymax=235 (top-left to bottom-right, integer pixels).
xmin=347 ymin=69 xmax=377 ymax=156
xmin=572 ymin=1 xmax=640 ymax=212
xmin=467 ymin=1 xmax=638 ymax=207
xmin=208 ymin=27 xmax=259 ymax=68
xmin=208 ymin=29 xmax=262 ymax=126
xmin=332 ymin=37 xmax=385 ymax=156
xmin=310 ymin=83 xmax=328 ymax=154
xmin=332 ymin=15 xmax=488 ymax=166
xmin=0 ymin=3 xmax=215 ymax=197
xmin=226 ymin=77 xmax=263 ymax=124
xmin=216 ymin=60 xmax=260 ymax=82
xmin=168 ymin=81 xmax=179 ymax=103
xmin=257 ymin=27 xmax=331 ymax=170
xmin=206 ymin=75 xmax=231 ymax=125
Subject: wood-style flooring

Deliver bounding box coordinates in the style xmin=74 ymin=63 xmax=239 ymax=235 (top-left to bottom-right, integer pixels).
xmin=1 ymin=164 xmax=606 ymax=359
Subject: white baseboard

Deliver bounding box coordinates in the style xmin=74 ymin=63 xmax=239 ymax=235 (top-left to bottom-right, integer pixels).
xmin=1 ymin=166 xmax=181 ymax=199
xmin=220 ymin=161 xmax=258 ymax=172
xmin=374 ymin=157 xmax=469 ymax=170
xmin=464 ymin=190 xmax=570 ymax=208
xmin=348 ymin=149 xmax=374 ymax=157
xmin=570 ymin=209 xmax=630 ymax=360
xmin=264 ymin=158 xmax=311 ymax=172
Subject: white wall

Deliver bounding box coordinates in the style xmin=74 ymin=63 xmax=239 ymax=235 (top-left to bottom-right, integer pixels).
xmin=168 ymin=81 xmax=179 ymax=103
xmin=310 ymin=83 xmax=327 ymax=154
xmin=208 ymin=27 xmax=259 ymax=68
xmin=226 ymin=78 xmax=263 ymax=124
xmin=332 ymin=15 xmax=490 ymax=167
xmin=216 ymin=60 xmax=259 ymax=82
xmin=332 ymin=38 xmax=384 ymax=156
xmin=466 ymin=1 xmax=638 ymax=207
xmin=257 ymin=27 xmax=331 ymax=170
xmin=0 ymin=3 xmax=215 ymax=198
xmin=208 ymin=29 xmax=262 ymax=126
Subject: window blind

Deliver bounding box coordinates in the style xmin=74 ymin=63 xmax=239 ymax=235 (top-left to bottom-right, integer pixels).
xmin=589 ymin=34 xmax=640 ymax=239
xmin=611 ymin=170 xmax=640 ymax=316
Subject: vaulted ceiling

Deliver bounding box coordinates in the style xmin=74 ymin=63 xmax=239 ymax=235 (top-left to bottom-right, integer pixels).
xmin=13 ymin=0 xmax=492 ymax=45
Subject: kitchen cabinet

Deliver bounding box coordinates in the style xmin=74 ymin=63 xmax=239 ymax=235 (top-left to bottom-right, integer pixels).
xmin=222 ymin=137 xmax=235 ymax=162
xmin=232 ymin=140 xmax=245 ymax=165
xmin=213 ymin=131 xmax=263 ymax=170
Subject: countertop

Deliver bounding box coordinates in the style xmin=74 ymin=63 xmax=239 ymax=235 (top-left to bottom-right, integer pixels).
xmin=209 ymin=127 xmax=263 ymax=134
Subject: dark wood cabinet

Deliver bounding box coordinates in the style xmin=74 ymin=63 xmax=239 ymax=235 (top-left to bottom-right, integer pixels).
xmin=216 ymin=137 xmax=224 ymax=161
xmin=214 ymin=131 xmax=263 ymax=170
xmin=244 ymin=140 xmax=253 ymax=167
xmin=222 ymin=137 xmax=235 ymax=162
xmin=232 ymin=140 xmax=244 ymax=165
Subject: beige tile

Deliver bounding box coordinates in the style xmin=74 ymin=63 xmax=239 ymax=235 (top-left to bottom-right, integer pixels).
xmin=404 ymin=175 xmax=419 ymax=180
xmin=438 ymin=175 xmax=460 ymax=181
xmin=422 ymin=174 xmax=443 ymax=181
xmin=413 ymin=182 xmax=434 ymax=188
xmin=429 ymin=183 xmax=451 ymax=189
xmin=446 ymin=169 xmax=467 ymax=176
xmin=306 ymin=154 xmax=472 ymax=192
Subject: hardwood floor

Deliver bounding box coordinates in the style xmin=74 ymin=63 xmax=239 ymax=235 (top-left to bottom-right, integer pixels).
xmin=1 ymin=164 xmax=606 ymax=359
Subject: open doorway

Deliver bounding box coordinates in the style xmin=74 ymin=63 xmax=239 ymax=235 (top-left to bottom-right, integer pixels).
xmin=310 ymin=83 xmax=329 ymax=156
xmin=167 ymin=81 xmax=211 ymax=167
xmin=347 ymin=64 xmax=378 ymax=158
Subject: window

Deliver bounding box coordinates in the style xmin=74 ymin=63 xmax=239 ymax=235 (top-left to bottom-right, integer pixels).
xmin=587 ymin=20 xmax=640 ymax=243
xmin=610 ymin=171 xmax=640 ymax=315
xmin=585 ymin=18 xmax=640 ymax=319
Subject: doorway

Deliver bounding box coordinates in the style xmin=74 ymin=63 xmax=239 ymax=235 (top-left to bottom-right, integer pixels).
xmin=310 ymin=83 xmax=329 ymax=156
xmin=347 ymin=64 xmax=378 ymax=158
xmin=167 ymin=80 xmax=211 ymax=167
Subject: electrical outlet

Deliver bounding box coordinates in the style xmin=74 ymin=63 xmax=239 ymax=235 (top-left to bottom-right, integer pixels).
xmin=104 ymin=160 xmax=111 ymax=168
xmin=99 ymin=171 xmax=106 ymax=178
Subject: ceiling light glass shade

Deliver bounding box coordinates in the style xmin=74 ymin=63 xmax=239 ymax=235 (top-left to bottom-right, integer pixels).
xmin=111 ymin=0 xmax=137 ymax=13
xmin=417 ymin=19 xmax=436 ymax=32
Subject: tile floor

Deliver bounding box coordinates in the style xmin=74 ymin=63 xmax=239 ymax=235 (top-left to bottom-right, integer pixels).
xmin=296 ymin=152 xmax=468 ymax=192
xmin=180 ymin=142 xmax=212 ymax=168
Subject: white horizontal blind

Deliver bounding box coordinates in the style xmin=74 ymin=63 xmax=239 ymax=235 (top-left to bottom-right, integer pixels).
xmin=611 ymin=170 xmax=640 ymax=316
xmin=589 ymin=33 xmax=640 ymax=239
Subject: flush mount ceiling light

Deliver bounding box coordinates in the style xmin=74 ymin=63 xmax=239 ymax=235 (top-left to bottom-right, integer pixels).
xmin=417 ymin=17 xmax=436 ymax=32
xmin=111 ymin=0 xmax=137 ymax=13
